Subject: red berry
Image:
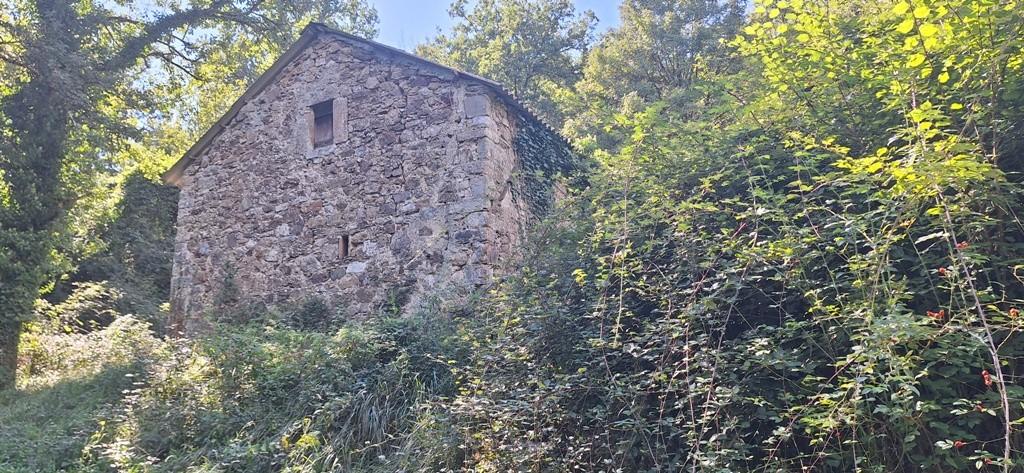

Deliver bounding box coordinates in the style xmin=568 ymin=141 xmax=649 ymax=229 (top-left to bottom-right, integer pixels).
xmin=938 ymin=267 xmax=947 ymax=276
xmin=953 ymin=440 xmax=966 ymax=448
xmin=982 ymin=369 xmax=993 ymax=388
xmin=1010 ymin=308 xmax=1019 ymax=318
xmin=956 ymin=241 xmax=969 ymax=250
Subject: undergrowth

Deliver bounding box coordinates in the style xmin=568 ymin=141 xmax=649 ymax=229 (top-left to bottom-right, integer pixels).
xmin=1 ymin=307 xmax=468 ymax=473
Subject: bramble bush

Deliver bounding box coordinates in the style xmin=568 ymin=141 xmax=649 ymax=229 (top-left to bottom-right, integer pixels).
xmin=437 ymin=0 xmax=1024 ymax=471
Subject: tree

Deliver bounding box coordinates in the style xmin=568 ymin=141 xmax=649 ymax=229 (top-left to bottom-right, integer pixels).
xmin=415 ymin=0 xmax=596 ymax=125
xmin=563 ymin=0 xmax=747 ymax=146
xmin=0 ymin=0 xmax=378 ymax=390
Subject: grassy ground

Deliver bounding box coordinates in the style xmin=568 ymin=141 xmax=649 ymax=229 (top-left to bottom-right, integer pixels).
xmin=0 ymin=365 xmax=136 ymax=472
xmin=0 ymin=317 xmax=157 ymax=473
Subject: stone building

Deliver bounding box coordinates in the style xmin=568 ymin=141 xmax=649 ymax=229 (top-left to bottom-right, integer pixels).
xmin=163 ymin=23 xmax=576 ymax=332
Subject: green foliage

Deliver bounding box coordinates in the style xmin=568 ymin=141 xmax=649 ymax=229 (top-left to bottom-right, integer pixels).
xmin=78 ymin=314 xmax=462 ymax=472
xmin=565 ymin=0 xmax=748 ymax=147
xmin=437 ymin=0 xmax=1024 ymax=471
xmin=416 ymin=0 xmax=596 ymax=124
xmin=47 ymin=172 xmax=180 ymax=330
xmin=2 ymin=304 xmax=467 ymax=472
xmin=1 ymin=317 xmax=159 ymax=471
xmin=286 ymin=296 xmax=337 ymax=331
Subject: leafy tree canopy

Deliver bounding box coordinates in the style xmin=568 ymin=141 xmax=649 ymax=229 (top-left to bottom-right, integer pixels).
xmin=416 ymin=0 xmax=596 ymax=124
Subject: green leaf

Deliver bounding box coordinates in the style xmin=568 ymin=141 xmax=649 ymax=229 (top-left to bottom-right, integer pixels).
xmin=919 ymin=23 xmax=939 ymax=37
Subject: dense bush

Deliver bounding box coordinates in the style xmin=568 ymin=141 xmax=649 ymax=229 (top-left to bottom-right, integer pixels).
xmin=73 ymin=311 xmax=466 ymax=472
xmin=3 ymin=306 xmax=470 ymax=472
xmin=435 ymin=0 xmax=1024 ymax=471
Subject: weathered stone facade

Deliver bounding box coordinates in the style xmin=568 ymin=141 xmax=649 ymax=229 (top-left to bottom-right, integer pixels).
xmin=164 ymin=25 xmax=575 ymax=332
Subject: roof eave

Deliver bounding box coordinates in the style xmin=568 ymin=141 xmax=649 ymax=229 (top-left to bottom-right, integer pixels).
xmin=161 ymin=25 xmax=322 ymax=186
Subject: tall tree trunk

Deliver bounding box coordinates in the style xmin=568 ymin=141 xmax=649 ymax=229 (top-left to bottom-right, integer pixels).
xmin=0 ymin=81 xmax=67 ymax=393
xmin=0 ymin=319 xmax=20 ymax=390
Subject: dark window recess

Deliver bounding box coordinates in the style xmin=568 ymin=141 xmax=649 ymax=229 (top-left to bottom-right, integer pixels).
xmin=340 ymin=235 xmax=350 ymax=258
xmin=312 ymin=100 xmax=333 ymax=148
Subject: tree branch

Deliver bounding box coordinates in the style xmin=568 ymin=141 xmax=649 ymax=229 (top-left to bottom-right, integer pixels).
xmin=99 ymin=0 xmax=267 ymax=73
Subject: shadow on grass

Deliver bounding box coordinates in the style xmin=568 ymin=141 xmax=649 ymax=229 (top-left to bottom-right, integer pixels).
xmin=0 ymin=363 xmax=143 ymax=473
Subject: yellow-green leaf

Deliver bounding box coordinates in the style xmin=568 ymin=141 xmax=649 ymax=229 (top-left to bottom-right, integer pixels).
xmin=797 ymin=33 xmax=810 ymax=42
xmin=913 ymin=6 xmax=930 ymax=18
xmin=769 ymin=8 xmax=781 ymax=18
xmin=896 ymin=18 xmax=915 ymax=34
xmin=919 ymin=23 xmax=939 ymax=37
xmin=893 ymin=1 xmax=910 ymax=14
xmin=907 ymin=53 xmax=927 ymax=68
xmin=950 ymin=102 xmax=964 ymax=110
xmin=938 ymin=71 xmax=950 ymax=83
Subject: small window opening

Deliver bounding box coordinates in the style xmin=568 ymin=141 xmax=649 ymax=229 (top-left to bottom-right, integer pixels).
xmin=312 ymin=100 xmax=333 ymax=148
xmin=340 ymin=235 xmax=350 ymax=258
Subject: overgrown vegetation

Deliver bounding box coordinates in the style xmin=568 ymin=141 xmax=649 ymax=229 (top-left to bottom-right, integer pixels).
xmin=3 ymin=310 xmax=465 ymax=472
xmin=3 ymin=0 xmax=1024 ymax=471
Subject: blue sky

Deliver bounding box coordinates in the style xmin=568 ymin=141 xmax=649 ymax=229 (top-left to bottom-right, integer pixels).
xmin=372 ymin=0 xmax=622 ymax=51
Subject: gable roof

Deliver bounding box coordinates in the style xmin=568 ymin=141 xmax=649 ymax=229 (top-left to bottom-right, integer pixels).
xmin=162 ymin=22 xmax=564 ymax=186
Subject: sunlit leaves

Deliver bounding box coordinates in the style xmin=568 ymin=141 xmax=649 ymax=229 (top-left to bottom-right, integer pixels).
xmin=897 ymin=18 xmax=916 ymax=33
xmin=907 ymin=53 xmax=927 ymax=67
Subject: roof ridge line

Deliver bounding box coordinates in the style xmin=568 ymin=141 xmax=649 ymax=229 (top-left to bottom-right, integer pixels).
xmin=162 ymin=22 xmax=572 ymax=186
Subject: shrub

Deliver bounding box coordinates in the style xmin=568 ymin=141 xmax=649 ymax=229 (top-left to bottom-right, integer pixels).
xmin=79 ymin=313 xmax=465 ymax=472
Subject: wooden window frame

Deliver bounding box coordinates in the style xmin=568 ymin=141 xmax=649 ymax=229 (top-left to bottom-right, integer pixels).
xmin=311 ymin=100 xmax=333 ymax=148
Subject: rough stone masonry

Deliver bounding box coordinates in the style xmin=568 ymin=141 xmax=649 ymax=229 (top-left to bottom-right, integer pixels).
xmin=163 ymin=24 xmax=577 ymax=333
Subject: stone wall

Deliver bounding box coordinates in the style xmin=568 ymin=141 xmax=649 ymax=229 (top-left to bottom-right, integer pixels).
xmin=169 ymin=34 xmax=573 ymax=332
